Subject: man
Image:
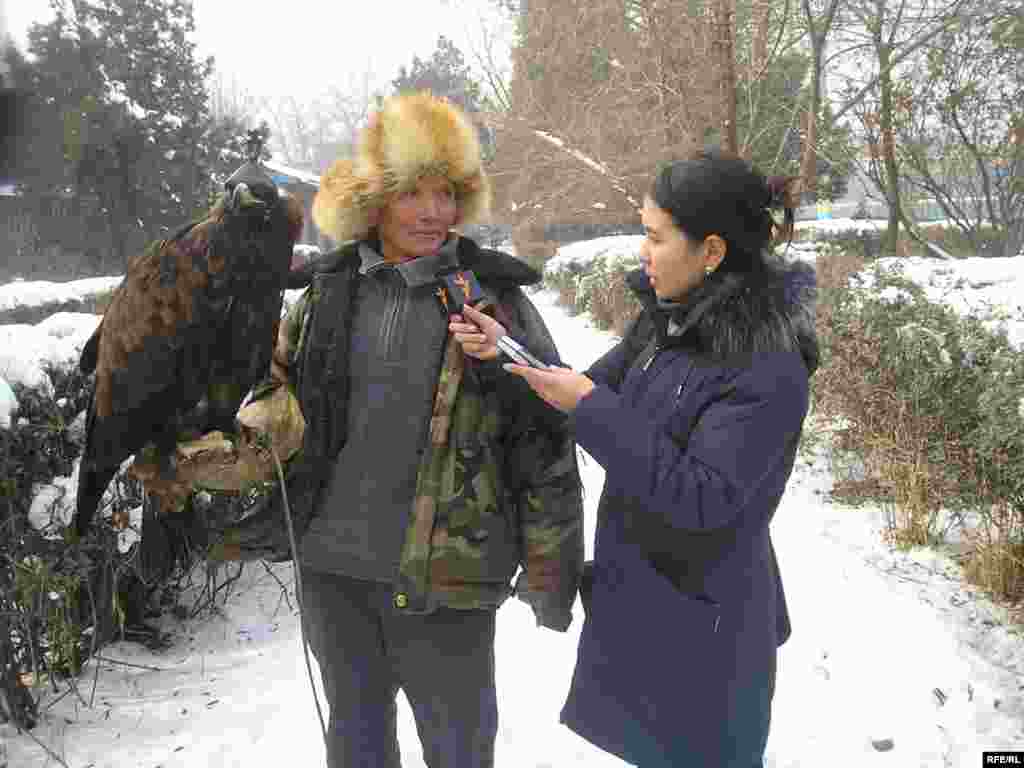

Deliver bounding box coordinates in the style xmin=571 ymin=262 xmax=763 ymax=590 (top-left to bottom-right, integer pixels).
xmin=274 ymin=91 xmax=583 ymax=767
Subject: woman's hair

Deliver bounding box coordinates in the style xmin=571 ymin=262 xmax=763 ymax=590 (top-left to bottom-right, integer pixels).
xmin=649 ymin=149 xmax=799 ymax=275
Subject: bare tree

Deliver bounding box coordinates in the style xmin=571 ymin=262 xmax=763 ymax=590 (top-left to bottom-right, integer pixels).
xmin=798 ymin=0 xmax=846 ymax=200
xmin=207 ymin=72 xmax=261 ymax=124
xmin=495 ymin=0 xmax=722 ymax=239
xmin=262 ymin=62 xmax=379 ymax=172
xmin=837 ymin=0 xmax=970 ymax=253
xmin=737 ymin=0 xmax=806 ymax=165
xmin=446 ymin=0 xmax=516 ymax=111
xmin=893 ymin=1 xmax=1024 ymax=257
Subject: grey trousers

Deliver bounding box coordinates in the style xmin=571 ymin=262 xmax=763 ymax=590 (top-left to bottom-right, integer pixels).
xmin=300 ymin=569 xmax=498 ymax=768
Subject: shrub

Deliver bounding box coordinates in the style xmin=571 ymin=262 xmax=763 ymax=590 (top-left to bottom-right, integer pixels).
xmin=1 ymin=363 xmax=97 ymax=727
xmin=0 ymin=289 xmax=115 ymax=325
xmin=0 ymin=362 xmax=226 ymax=730
xmin=796 ymin=228 xmax=887 ymax=261
xmin=543 ymin=237 xmax=646 ymax=333
xmin=915 ymin=223 xmax=1010 ymax=259
xmin=578 ymin=260 xmax=644 ymax=335
xmin=794 ymin=221 xmax=1010 ymax=260
xmin=813 ymin=251 xmax=1024 ymax=601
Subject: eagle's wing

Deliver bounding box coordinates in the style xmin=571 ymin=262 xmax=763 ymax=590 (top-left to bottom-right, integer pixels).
xmin=91 ymin=214 xmax=229 ymax=422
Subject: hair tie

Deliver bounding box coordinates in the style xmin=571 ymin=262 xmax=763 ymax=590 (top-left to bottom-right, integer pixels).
xmin=765 ymin=176 xmax=798 ymax=210
xmin=764 ymin=175 xmax=799 ymax=244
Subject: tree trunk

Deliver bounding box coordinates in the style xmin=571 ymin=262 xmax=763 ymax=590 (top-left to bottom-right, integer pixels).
xmin=751 ymin=0 xmax=771 ymax=75
xmin=877 ymin=39 xmax=903 ymax=256
xmin=744 ymin=0 xmax=773 ymax=161
xmin=716 ymin=0 xmax=738 ymax=155
xmin=799 ymin=41 xmax=823 ymax=203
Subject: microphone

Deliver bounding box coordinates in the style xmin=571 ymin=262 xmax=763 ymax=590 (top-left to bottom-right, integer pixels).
xmin=437 ymin=268 xmax=550 ymax=369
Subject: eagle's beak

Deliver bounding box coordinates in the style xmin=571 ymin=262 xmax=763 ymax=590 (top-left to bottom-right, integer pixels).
xmin=230 ymin=182 xmax=265 ymax=212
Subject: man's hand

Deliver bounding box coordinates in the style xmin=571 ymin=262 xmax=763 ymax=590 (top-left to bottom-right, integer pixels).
xmin=448 ymin=302 xmax=507 ymax=360
xmin=502 ymin=363 xmax=595 ymax=413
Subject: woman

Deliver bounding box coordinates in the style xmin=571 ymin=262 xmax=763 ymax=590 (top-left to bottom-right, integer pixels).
xmin=452 ymin=149 xmax=818 ymax=766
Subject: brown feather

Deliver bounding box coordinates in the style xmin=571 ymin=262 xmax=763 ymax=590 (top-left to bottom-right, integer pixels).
xmin=93 ymin=205 xmax=224 ymax=419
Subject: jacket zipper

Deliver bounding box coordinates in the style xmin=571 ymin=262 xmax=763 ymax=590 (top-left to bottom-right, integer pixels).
xmin=642 ymin=345 xmax=663 ymax=371
xmin=294 ymin=278 xmax=321 ymax=396
xmin=380 ymin=276 xmax=404 ymax=359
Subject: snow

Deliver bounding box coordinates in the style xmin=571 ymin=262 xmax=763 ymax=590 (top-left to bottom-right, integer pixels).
xmin=794 ymin=217 xmax=888 ymax=236
xmin=28 ymin=463 xmax=78 ymax=532
xmin=0 ymin=276 xmax=122 ymax=313
xmin=544 ymin=234 xmax=644 ymax=277
xmin=856 ymin=257 xmax=1024 ymax=350
xmin=0 ymin=314 xmax=102 ymax=393
xmin=3 ymin=234 xmax=1024 ymax=766
xmin=0 ymin=376 xmax=17 ymax=429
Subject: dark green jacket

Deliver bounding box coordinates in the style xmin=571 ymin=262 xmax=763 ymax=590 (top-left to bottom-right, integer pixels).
xmin=276 ymin=237 xmax=583 ymax=630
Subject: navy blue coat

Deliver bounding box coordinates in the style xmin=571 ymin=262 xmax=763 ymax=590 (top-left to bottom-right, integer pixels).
xmin=560 ymin=258 xmax=819 ymax=767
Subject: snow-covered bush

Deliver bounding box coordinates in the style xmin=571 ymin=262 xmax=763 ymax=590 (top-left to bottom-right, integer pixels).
xmin=0 ymin=277 xmax=121 ymax=325
xmin=814 ymin=254 xmax=1024 ymax=601
xmin=0 ymin=377 xmax=16 ymax=429
xmin=544 ymin=236 xmax=644 ymax=332
xmin=1 ymin=363 xmax=99 ymax=728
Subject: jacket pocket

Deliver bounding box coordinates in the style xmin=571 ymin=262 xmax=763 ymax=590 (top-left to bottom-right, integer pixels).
xmin=431 ymin=434 xmax=517 ymax=584
xmin=597 ymin=559 xmax=723 ymax=637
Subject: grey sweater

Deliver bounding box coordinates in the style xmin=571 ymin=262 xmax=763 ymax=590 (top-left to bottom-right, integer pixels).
xmin=298 ymin=240 xmax=459 ymax=581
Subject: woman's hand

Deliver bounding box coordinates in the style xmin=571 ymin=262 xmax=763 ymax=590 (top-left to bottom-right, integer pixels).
xmin=448 ymin=303 xmax=506 ymax=360
xmin=503 ymin=363 xmax=595 ymax=413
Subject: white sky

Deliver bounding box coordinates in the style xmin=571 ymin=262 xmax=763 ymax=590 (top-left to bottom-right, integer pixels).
xmin=5 ymin=0 xmax=506 ymax=103
xmin=2 ymin=235 xmax=1024 ymax=765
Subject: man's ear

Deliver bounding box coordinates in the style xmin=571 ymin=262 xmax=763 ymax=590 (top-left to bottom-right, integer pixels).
xmin=366 ymin=206 xmax=380 ymax=229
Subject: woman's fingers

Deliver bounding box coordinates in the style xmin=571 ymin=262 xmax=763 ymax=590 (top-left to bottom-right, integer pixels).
xmin=502 ymin=363 xmax=590 ymax=412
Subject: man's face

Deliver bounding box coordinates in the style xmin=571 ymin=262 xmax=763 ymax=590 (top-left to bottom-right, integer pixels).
xmin=377 ymin=175 xmax=458 ymax=261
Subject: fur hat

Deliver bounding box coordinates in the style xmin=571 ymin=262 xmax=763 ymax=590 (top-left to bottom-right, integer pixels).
xmin=312 ymin=91 xmax=491 ymax=242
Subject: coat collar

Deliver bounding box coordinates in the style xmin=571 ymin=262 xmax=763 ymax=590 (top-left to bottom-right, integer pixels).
xmin=357 ymin=236 xmax=460 ymax=287
xmin=296 ymin=234 xmax=542 ymax=290
xmin=626 ymin=255 xmax=819 ymax=373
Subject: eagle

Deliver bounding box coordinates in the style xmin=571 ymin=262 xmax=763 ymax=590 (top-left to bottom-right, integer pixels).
xmin=74 ymin=163 xmax=304 ymax=537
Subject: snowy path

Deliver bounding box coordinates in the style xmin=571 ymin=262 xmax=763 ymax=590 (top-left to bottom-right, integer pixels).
xmin=4 ymin=290 xmax=1023 ymax=767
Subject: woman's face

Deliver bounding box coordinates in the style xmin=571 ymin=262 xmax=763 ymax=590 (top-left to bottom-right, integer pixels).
xmin=377 ymin=175 xmax=458 ymax=262
xmin=639 ymin=196 xmax=710 ymax=301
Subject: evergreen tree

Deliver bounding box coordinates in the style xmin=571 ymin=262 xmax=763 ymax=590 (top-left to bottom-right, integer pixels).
xmin=392 ymin=36 xmax=483 ymax=113
xmin=14 ymin=0 xmax=243 ymax=271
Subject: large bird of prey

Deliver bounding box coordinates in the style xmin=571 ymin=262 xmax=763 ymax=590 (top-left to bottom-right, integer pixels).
xmin=74 ymin=163 xmax=304 ymax=536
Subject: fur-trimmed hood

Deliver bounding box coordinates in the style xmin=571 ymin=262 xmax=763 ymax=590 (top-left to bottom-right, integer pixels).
xmin=626 ymin=256 xmax=819 ymax=374
xmin=312 ymin=92 xmax=491 ymax=243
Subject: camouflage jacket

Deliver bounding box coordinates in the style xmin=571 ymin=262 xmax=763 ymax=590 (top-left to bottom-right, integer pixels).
xmin=272 ymin=237 xmax=583 ymax=630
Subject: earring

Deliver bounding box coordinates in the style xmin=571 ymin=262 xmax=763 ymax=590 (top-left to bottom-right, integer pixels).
xmin=704 ymin=266 xmax=715 ymax=276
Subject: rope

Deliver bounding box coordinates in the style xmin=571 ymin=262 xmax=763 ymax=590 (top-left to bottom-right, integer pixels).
xmin=269 ymin=444 xmax=327 ymax=742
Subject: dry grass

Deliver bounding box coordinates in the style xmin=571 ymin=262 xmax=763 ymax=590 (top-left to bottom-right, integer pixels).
xmin=812 ymin=246 xmax=1024 ymax=609
xmin=584 ymin=268 xmax=643 ymax=336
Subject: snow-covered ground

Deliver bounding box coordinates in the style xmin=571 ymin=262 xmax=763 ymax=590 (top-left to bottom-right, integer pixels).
xmin=3 ymin=240 xmax=1024 ymax=767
